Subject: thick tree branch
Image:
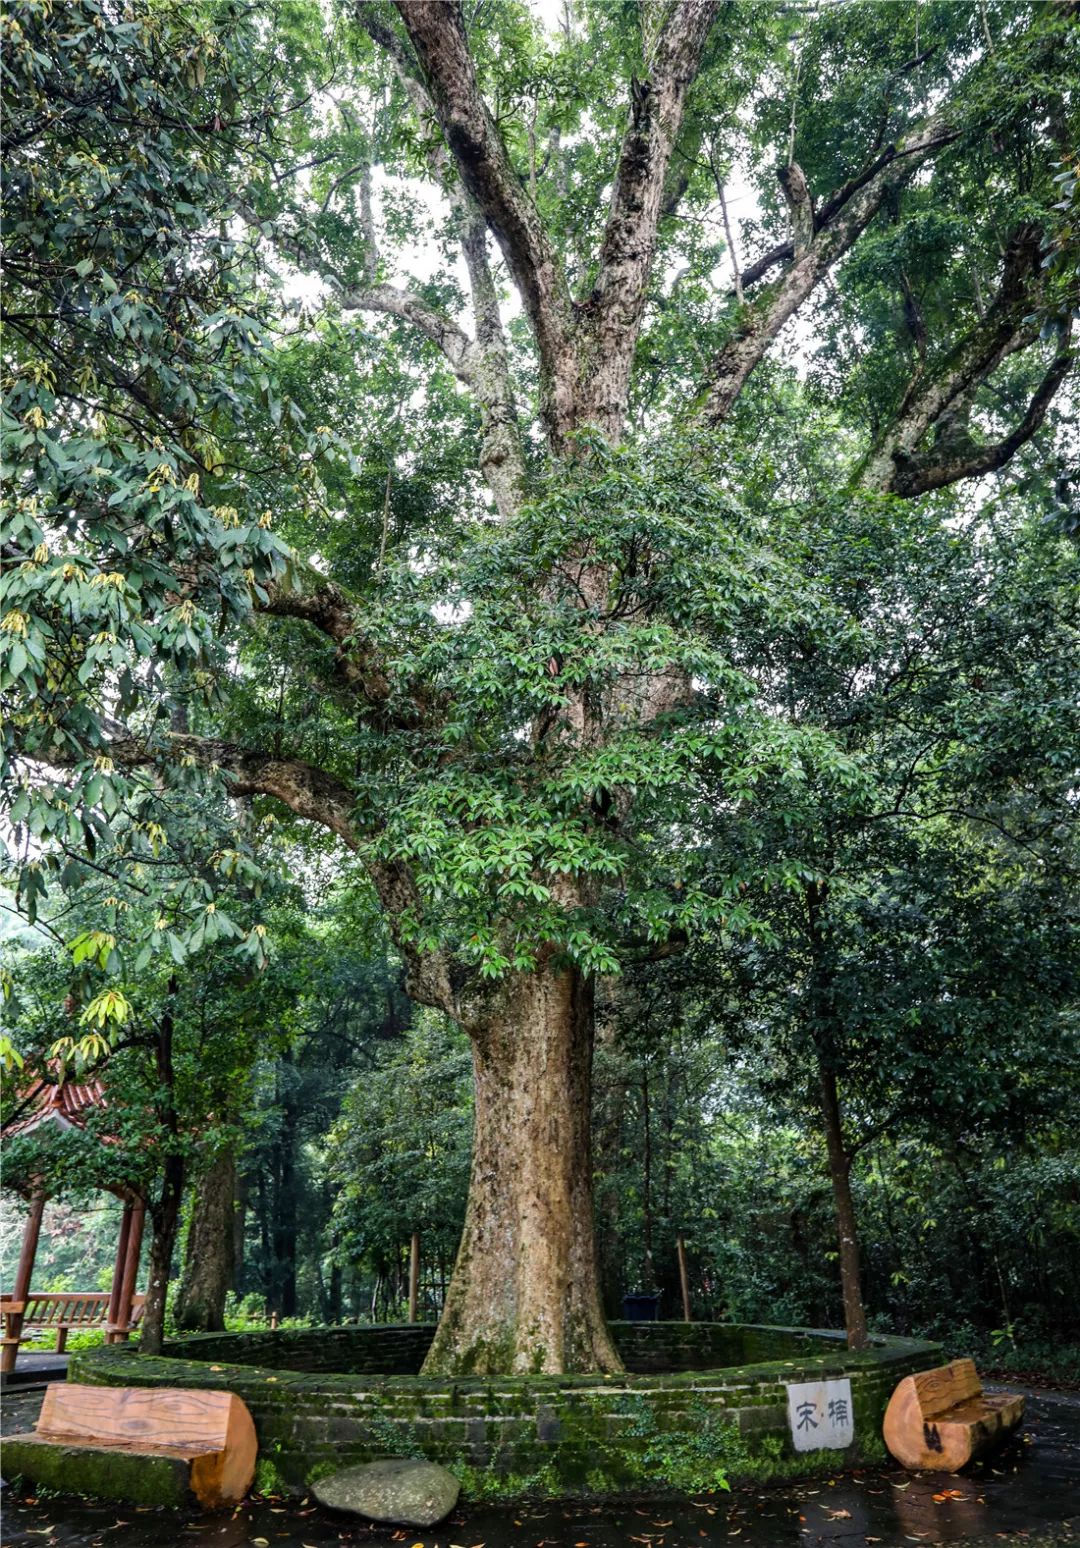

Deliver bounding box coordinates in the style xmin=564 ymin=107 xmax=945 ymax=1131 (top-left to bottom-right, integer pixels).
xmin=83 ymin=733 xmax=362 ymax=850
xmin=887 ymin=320 xmax=1076 ymax=497
xmin=394 ymin=0 xmax=575 ymax=432
xmin=578 ymin=0 xmax=720 ymax=438
xmin=259 ymin=567 xmax=355 ymax=643
xmin=355 ymin=5 xmax=527 ymax=513
xmin=72 ymin=732 xmax=461 ymax=1015
xmin=858 ymin=226 xmax=1063 ymax=493
xmin=336 ymin=279 xmax=481 ymax=381
xmin=700 ymin=116 xmax=956 ymax=423
xmin=732 ymin=134 xmax=956 ymax=296
xmin=238 ymin=200 xmax=482 ymax=387
xmin=256 ymin=564 xmax=442 ymax=722
xmin=777 ymin=160 xmax=815 ymax=257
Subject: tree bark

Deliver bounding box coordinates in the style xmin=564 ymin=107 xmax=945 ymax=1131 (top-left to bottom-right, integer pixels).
xmin=174 ymin=1146 xmax=237 ymax=1333
xmin=593 ymin=979 xmax=629 ymax=1318
xmin=818 ymin=1063 xmax=869 ymax=1351
xmin=422 ymin=964 xmax=622 ymax=1375
xmin=233 ymin=1172 xmax=248 ymax=1294
xmin=140 ymin=984 xmax=182 ymax=1356
xmin=272 ymin=1060 xmax=299 ymax=1319
xmin=140 ymin=1152 xmax=183 ymax=1355
xmin=805 ymin=882 xmax=869 ymax=1351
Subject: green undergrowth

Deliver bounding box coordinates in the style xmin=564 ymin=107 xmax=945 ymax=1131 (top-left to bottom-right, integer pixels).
xmin=451 ymin=1461 xmax=565 ymax=1502
xmin=618 ymin=1394 xmax=748 ymax=1492
xmin=935 ymin=1328 xmax=1080 ymax=1389
xmin=23 ymin=1328 xmax=106 ymax=1353
xmin=254 ymin=1457 xmax=289 ymax=1496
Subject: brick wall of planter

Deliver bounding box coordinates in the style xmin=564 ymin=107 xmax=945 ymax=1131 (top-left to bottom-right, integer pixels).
xmin=70 ymin=1324 xmax=939 ymax=1499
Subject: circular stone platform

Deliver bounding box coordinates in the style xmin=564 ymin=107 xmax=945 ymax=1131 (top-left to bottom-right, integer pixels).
xmin=70 ymin=1322 xmax=940 ymax=1500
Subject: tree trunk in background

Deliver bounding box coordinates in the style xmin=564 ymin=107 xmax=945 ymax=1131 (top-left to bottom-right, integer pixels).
xmin=328 ymin=1253 xmax=343 ymax=1324
xmin=174 ymin=1146 xmax=236 ymax=1333
xmin=422 ymin=965 xmax=622 ymax=1375
xmin=805 ymin=880 xmax=869 ymax=1350
xmin=641 ymin=1064 xmax=656 ymax=1292
xmin=140 ymin=983 xmax=182 ymax=1356
xmin=819 ymin=1062 xmax=869 ymax=1350
xmin=269 ymin=1058 xmax=299 ymax=1318
xmin=593 ymin=980 xmax=628 ymax=1318
xmin=233 ymin=1172 xmax=248 ymax=1294
xmin=140 ymin=1151 xmax=184 ymax=1355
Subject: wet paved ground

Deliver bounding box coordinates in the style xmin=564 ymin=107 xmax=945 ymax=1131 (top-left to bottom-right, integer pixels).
xmin=1 ymin=1385 xmax=1076 ymax=1548
xmin=0 ymin=1354 xmax=69 ymax=1391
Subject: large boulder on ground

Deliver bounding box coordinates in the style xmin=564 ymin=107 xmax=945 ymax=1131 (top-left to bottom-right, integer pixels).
xmin=313 ymin=1458 xmax=460 ymax=1526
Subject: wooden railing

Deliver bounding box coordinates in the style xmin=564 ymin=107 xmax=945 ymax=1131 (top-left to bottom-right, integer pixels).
xmin=1 ymin=1291 xmax=145 ymax=1353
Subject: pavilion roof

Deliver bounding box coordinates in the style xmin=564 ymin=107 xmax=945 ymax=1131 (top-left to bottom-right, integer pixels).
xmin=3 ymin=1073 xmax=110 ymax=1141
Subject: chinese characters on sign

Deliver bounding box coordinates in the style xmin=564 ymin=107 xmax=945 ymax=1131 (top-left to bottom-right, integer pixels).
xmin=785 ymin=1378 xmax=855 ymax=1451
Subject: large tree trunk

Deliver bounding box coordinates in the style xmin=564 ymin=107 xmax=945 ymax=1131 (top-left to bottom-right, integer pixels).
xmin=422 ymin=964 xmax=622 ymax=1375
xmin=818 ymin=1062 xmax=869 ymax=1350
xmin=174 ymin=1146 xmax=236 ymax=1333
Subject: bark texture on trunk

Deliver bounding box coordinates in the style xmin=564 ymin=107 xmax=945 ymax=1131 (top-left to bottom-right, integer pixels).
xmin=140 ymin=985 xmax=182 ymax=1356
xmin=174 ymin=1146 xmax=237 ymax=1334
xmin=818 ymin=1063 xmax=869 ymax=1351
xmin=593 ymin=981 xmax=630 ymax=1318
xmin=140 ymin=1152 xmax=183 ymax=1355
xmin=422 ymin=965 xmax=622 ymax=1375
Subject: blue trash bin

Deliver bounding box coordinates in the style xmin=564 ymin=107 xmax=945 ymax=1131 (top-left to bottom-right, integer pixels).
xmin=622 ymin=1292 xmax=662 ymax=1321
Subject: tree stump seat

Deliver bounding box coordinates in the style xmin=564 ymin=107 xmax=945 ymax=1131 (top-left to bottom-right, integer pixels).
xmin=883 ymin=1358 xmax=1024 ymax=1472
xmin=3 ymin=1383 xmax=257 ymax=1507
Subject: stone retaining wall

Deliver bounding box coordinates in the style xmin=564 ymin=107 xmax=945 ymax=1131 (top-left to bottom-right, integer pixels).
xmin=71 ymin=1323 xmax=940 ymax=1501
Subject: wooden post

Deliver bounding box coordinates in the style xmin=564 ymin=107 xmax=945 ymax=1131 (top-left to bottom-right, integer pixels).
xmin=676 ymin=1232 xmax=692 ymax=1322
xmin=2 ymin=1189 xmax=46 ymax=1373
xmin=116 ymin=1198 xmax=146 ymax=1341
xmin=408 ymin=1230 xmax=420 ymax=1323
xmin=105 ymin=1202 xmax=134 ymax=1345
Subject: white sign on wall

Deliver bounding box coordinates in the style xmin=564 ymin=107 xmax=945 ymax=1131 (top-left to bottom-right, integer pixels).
xmin=785 ymin=1377 xmax=855 ymax=1451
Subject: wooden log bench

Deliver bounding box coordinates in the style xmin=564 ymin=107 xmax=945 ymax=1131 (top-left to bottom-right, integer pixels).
xmin=3 ymin=1383 xmax=258 ymax=1508
xmin=1 ymin=1291 xmax=145 ymax=1356
xmin=883 ymin=1357 xmax=1024 ymax=1472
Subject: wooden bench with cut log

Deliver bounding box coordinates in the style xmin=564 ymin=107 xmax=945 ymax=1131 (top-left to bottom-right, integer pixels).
xmin=883 ymin=1358 xmax=1024 ymax=1472
xmin=3 ymin=1383 xmax=258 ymax=1508
xmin=1 ymin=1291 xmax=145 ymax=1356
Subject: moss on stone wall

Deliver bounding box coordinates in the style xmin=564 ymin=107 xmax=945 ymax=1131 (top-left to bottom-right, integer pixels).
xmin=69 ymin=1323 xmax=940 ymax=1502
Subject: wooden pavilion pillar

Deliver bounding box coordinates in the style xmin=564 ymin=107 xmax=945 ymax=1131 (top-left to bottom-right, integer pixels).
xmin=1 ymin=1188 xmax=47 ymax=1374
xmin=105 ymin=1200 xmax=134 ymax=1345
xmin=408 ymin=1230 xmax=421 ymax=1323
xmin=114 ymin=1197 xmax=146 ymax=1342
